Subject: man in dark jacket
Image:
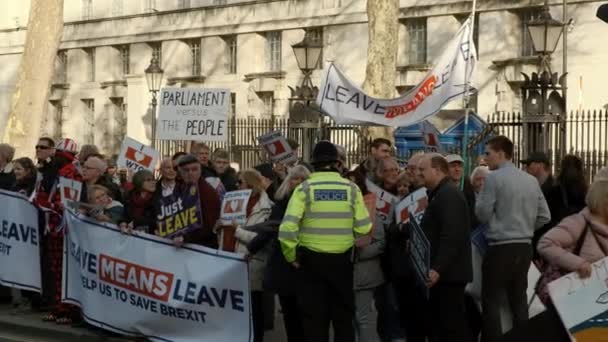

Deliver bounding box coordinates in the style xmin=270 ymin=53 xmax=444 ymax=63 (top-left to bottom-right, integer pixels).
xmin=175 ymin=154 xmax=221 ymax=249
xmin=446 ymin=154 xmax=478 ymax=229
xmin=211 ymin=149 xmax=238 ymax=192
xmin=419 ymin=154 xmax=472 ymax=342
xmin=522 ymin=152 xmax=554 ymax=198
xmin=355 ymin=138 xmax=392 ymax=183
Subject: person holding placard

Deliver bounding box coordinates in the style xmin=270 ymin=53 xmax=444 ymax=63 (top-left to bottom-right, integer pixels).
xmin=418 ymin=154 xmax=472 ymax=342
xmin=217 ymin=169 xmax=273 ymax=342
xmin=174 ymin=154 xmax=221 ymax=249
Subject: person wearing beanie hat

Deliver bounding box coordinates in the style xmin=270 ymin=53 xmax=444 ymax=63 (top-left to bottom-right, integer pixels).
xmin=278 ymin=140 xmax=372 ymax=342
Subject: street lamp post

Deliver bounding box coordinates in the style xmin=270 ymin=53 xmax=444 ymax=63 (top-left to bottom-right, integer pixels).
xmin=289 ymin=36 xmax=323 ymax=162
xmin=145 ymin=56 xmax=164 ymax=149
xmin=521 ymin=1 xmax=566 ymax=162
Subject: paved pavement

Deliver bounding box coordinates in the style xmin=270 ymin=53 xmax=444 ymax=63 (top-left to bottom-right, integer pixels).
xmin=0 ymin=297 xmax=376 ymax=341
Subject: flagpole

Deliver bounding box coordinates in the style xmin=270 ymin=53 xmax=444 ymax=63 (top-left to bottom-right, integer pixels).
xmin=461 ymin=0 xmax=477 ymax=190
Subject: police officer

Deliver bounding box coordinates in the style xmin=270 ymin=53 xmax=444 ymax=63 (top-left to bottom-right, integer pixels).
xmin=279 ymin=141 xmax=372 ymax=342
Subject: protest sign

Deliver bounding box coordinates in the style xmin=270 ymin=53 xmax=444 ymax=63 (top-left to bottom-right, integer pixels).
xmin=220 ymin=190 xmax=252 ymax=226
xmin=394 ymin=187 xmax=428 ymax=225
xmin=156 ymin=185 xmax=203 ymax=238
xmin=117 ymin=137 xmax=160 ymax=173
xmin=317 ymin=16 xmax=476 ymax=127
xmin=62 ymin=209 xmax=252 ymax=342
xmin=366 ymin=180 xmax=399 ymax=224
xmin=421 ymin=121 xmax=446 ymax=154
xmin=257 ymin=131 xmax=297 ymax=165
xmin=548 ymin=256 xmax=608 ymax=340
xmin=0 ymin=190 xmax=41 ymax=292
xmin=58 ymin=177 xmax=83 ymax=206
xmin=410 ymin=217 xmax=430 ymax=297
xmin=156 ymin=88 xmax=229 ymax=142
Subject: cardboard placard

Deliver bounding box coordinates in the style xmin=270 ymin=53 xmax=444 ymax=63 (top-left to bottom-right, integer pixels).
xmin=257 ymin=131 xmax=297 ymax=165
xmin=116 ymin=137 xmax=160 ymax=173
xmin=58 ymin=177 xmax=83 ymax=206
xmin=220 ymin=190 xmax=252 ymax=226
xmin=156 ymin=185 xmax=203 ymax=238
xmin=156 ymin=88 xmax=229 ymax=142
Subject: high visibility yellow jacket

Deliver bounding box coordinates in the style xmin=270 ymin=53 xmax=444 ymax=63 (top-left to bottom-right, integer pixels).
xmin=278 ymin=171 xmax=372 ymax=263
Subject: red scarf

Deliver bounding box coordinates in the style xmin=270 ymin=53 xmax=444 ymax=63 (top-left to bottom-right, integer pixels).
xmin=247 ymin=193 xmax=261 ymax=217
xmin=130 ymin=191 xmax=154 ymax=219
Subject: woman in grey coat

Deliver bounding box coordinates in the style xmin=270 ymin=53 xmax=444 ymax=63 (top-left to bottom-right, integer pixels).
xmin=348 ymin=171 xmax=386 ymax=342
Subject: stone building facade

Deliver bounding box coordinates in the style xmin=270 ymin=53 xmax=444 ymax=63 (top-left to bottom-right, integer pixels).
xmin=0 ymin=0 xmax=606 ymax=154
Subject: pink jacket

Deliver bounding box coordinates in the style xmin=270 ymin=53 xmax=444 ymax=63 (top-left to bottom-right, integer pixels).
xmin=537 ymin=208 xmax=608 ymax=271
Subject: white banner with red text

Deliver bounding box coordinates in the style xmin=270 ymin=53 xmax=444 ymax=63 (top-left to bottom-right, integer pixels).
xmin=316 ymin=16 xmax=476 ymax=126
xmin=62 ymin=209 xmax=252 ymax=342
xmin=0 ymin=190 xmax=41 ymax=292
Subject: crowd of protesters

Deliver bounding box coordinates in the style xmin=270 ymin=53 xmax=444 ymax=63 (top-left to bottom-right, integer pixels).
xmin=0 ymin=133 xmax=607 ymax=342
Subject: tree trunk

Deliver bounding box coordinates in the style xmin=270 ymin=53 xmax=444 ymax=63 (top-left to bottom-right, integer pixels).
xmin=363 ymin=0 xmax=399 ymax=143
xmin=2 ymin=0 xmax=64 ymax=156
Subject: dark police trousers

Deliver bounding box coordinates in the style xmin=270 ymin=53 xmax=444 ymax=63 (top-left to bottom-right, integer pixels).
xmin=296 ymin=247 xmax=355 ymax=342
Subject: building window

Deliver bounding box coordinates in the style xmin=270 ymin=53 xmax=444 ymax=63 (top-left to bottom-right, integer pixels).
xmin=266 ymin=31 xmax=282 ymax=72
xmin=144 ymin=0 xmax=156 ymax=13
xmin=57 ymin=50 xmax=68 ymax=84
xmin=230 ymin=93 xmax=236 ymax=119
xmin=82 ymin=99 xmax=95 ymax=144
xmin=213 ymin=0 xmax=227 ymax=5
xmin=111 ymin=98 xmax=127 ymax=153
xmin=305 ymin=28 xmax=324 ymax=69
xmin=151 ymin=43 xmax=162 ymax=67
xmin=188 ymin=40 xmax=201 ymax=76
xmin=81 ymin=0 xmax=93 ymax=20
xmin=85 ymin=48 xmax=96 ymax=82
xmin=406 ymin=18 xmax=427 ymax=65
xmin=224 ymin=35 xmax=237 ymax=74
xmin=520 ymin=8 xmax=543 ymax=57
xmin=118 ymin=45 xmax=130 ymax=76
xmin=177 ymin=0 xmax=190 ymax=9
xmin=112 ymin=0 xmax=123 ymax=16
xmin=258 ymin=92 xmax=274 ymax=118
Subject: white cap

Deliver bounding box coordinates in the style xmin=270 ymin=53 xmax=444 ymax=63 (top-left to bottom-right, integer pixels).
xmin=446 ymin=154 xmax=464 ymax=164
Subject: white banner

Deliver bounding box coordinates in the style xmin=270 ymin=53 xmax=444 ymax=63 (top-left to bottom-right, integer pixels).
xmin=156 ymin=88 xmax=229 ymax=142
xmin=62 ymin=209 xmax=252 ymax=342
xmin=0 ymin=190 xmax=41 ymax=292
xmin=257 ymin=131 xmax=297 ymax=165
xmin=549 ymin=256 xmax=608 ymax=340
xmin=394 ymin=187 xmax=428 ymax=225
xmin=316 ymin=16 xmax=476 ymax=126
xmin=117 ymin=137 xmax=160 ymax=173
xmin=220 ymin=190 xmax=252 ymax=225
